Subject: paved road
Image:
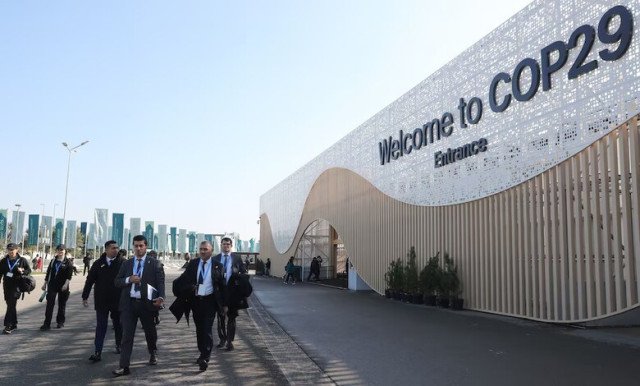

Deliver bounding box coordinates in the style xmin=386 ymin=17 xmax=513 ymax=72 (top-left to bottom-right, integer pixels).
xmin=252 ymin=276 xmax=640 ymax=386
xmin=0 ymin=268 xmax=291 ymax=386
xmin=2 ymin=271 xmax=640 ymax=385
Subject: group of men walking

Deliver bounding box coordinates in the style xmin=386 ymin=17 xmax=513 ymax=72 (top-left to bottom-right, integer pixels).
xmin=1 ymin=235 xmax=248 ymax=377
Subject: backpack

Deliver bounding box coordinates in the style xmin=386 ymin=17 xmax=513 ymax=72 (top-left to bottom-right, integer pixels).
xmin=18 ymin=274 xmax=37 ymax=293
xmin=236 ymin=273 xmax=253 ymax=298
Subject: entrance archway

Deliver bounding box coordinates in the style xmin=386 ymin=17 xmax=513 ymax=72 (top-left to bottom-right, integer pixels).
xmin=294 ymin=219 xmax=348 ymax=287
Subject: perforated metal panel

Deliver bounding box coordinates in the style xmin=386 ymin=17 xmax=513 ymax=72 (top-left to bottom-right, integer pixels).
xmin=261 ymin=0 xmax=640 ymax=254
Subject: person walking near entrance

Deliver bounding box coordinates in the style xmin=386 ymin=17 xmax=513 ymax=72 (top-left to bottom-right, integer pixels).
xmin=1 ymin=243 xmax=31 ymax=334
xmin=307 ymin=257 xmax=320 ymax=281
xmin=265 ymin=258 xmax=271 ymax=276
xmin=284 ymin=257 xmax=296 ymax=284
xmin=83 ymin=253 xmax=93 ymax=276
xmin=174 ymin=240 xmax=226 ymax=370
xmin=40 ymin=244 xmax=73 ymax=330
xmin=82 ymin=240 xmax=125 ymax=362
xmin=112 ymin=235 xmax=165 ymax=377
xmin=213 ymin=237 xmax=246 ymax=351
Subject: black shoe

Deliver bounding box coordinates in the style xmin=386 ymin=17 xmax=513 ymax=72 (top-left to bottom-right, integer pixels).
xmin=89 ymin=352 xmax=101 ymax=362
xmin=2 ymin=327 xmax=11 ymax=335
xmin=199 ymin=360 xmax=209 ymax=371
xmin=56 ymin=323 xmax=64 ymax=328
xmin=115 ymin=345 xmax=121 ymax=354
xmin=9 ymin=325 xmax=17 ymax=331
xmin=216 ymin=341 xmax=226 ymax=348
xmin=40 ymin=324 xmax=51 ymax=331
xmin=112 ymin=367 xmax=130 ymax=377
xmin=226 ymin=342 xmax=234 ymax=351
xmin=149 ymin=352 xmax=158 ymax=365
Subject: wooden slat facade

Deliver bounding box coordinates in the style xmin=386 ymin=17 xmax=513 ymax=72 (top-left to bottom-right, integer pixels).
xmin=260 ymin=117 xmax=640 ymax=323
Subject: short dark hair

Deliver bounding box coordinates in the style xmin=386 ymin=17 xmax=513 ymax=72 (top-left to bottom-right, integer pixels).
xmin=104 ymin=240 xmax=117 ymax=249
xmin=132 ymin=235 xmax=148 ymax=245
xmin=221 ymin=237 xmax=233 ymax=245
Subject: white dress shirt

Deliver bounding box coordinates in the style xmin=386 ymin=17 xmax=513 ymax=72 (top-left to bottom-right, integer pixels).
xmin=197 ymin=258 xmax=214 ymax=296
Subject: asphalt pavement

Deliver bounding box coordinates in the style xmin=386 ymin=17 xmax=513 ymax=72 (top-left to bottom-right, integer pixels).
xmin=2 ymin=270 xmax=640 ymax=385
xmin=252 ymin=276 xmax=640 ymax=386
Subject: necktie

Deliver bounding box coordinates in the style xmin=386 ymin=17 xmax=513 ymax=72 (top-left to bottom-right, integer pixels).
xmin=198 ymin=261 xmax=205 ymax=285
xmin=134 ymin=259 xmax=142 ymax=291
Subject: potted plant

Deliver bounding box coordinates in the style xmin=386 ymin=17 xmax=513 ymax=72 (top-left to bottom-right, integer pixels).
xmin=384 ymin=259 xmax=404 ymax=299
xmin=446 ymin=255 xmax=463 ymax=310
xmin=393 ymin=258 xmax=405 ymax=300
xmin=403 ymin=246 xmax=422 ymax=304
xmin=437 ymin=252 xmax=457 ymax=308
xmin=419 ymin=252 xmax=440 ymax=306
xmin=384 ymin=260 xmax=394 ymax=298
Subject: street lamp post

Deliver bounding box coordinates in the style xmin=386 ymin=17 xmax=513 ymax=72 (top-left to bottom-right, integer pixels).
xmin=14 ymin=204 xmax=24 ymax=253
xmin=39 ymin=203 xmax=45 ymax=257
xmin=50 ymin=203 xmax=58 ymax=260
xmin=61 ymin=141 xmax=89 ymax=247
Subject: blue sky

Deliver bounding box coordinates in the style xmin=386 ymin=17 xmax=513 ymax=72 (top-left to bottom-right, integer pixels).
xmin=0 ymin=0 xmax=532 ymax=241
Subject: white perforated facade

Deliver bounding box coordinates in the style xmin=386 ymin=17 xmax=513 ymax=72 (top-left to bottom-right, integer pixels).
xmin=260 ymin=0 xmax=640 ymax=324
xmin=261 ymin=0 xmax=640 ymax=253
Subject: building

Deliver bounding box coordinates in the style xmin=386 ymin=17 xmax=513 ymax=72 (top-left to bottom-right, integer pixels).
xmin=260 ymin=0 xmax=640 ymax=325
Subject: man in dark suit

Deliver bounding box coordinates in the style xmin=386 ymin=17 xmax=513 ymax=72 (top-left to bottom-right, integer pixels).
xmin=82 ymin=240 xmax=125 ymax=362
xmin=213 ymin=236 xmax=246 ymax=351
xmin=112 ymin=235 xmax=165 ymax=377
xmin=175 ymin=240 xmax=226 ymax=371
xmin=40 ymin=244 xmax=73 ymax=330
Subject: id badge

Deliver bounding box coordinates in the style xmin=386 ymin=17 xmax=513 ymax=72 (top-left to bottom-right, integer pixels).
xmin=197 ymin=284 xmax=206 ymax=296
xmin=6 ymin=272 xmax=13 ymax=278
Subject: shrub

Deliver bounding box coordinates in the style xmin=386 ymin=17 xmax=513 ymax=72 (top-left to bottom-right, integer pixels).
xmin=404 ymin=246 xmax=419 ymax=293
xmin=419 ymin=252 xmax=441 ymax=295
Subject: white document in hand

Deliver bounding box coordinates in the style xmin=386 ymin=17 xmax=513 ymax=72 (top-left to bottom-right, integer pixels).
xmin=147 ymin=284 xmax=158 ymax=300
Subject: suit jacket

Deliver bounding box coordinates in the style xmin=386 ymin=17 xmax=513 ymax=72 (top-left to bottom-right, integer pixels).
xmin=115 ymin=255 xmax=165 ymax=312
xmin=82 ymin=253 xmax=125 ymax=311
xmin=175 ymin=257 xmax=226 ymax=309
xmin=44 ymin=257 xmax=73 ymax=292
xmin=213 ymin=253 xmax=246 ymax=310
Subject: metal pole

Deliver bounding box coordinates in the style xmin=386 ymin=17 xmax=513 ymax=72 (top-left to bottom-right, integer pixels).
xmin=61 ymin=141 xmax=89 ymax=247
xmin=14 ymin=204 xmax=21 ymax=252
xmin=50 ymin=203 xmax=58 ymax=260
xmin=40 ymin=203 xmax=45 ymax=257
xmin=62 ymin=150 xmax=71 ymax=246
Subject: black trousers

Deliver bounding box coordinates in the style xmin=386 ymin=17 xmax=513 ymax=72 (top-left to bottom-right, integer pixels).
xmin=44 ymin=290 xmax=69 ymax=325
xmin=119 ymin=299 xmax=157 ymax=368
xmin=192 ymin=295 xmax=217 ymax=359
xmin=95 ymin=308 xmax=122 ymax=353
xmin=4 ymin=295 xmax=18 ymax=327
xmin=217 ymin=309 xmax=237 ymax=345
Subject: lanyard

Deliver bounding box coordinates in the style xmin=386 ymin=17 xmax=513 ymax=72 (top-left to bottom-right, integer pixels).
xmin=199 ymin=259 xmax=212 ymax=283
xmin=7 ymin=258 xmax=19 ymax=272
xmin=54 ymin=261 xmax=62 ymax=276
xmin=135 ymin=259 xmax=144 ymax=277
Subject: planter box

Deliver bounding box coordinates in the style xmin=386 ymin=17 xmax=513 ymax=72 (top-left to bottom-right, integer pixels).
xmin=423 ymin=294 xmax=437 ymax=306
xmin=451 ymin=297 xmax=464 ymax=310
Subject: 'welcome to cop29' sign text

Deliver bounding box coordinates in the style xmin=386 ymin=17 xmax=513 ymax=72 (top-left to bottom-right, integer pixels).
xmin=378 ymin=5 xmax=634 ymax=169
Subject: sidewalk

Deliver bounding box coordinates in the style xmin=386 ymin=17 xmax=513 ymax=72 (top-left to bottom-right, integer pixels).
xmin=3 ymin=271 xmax=640 ymax=385
xmin=252 ymin=275 xmax=640 ymax=386
xmin=0 ymin=268 xmax=290 ymax=386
